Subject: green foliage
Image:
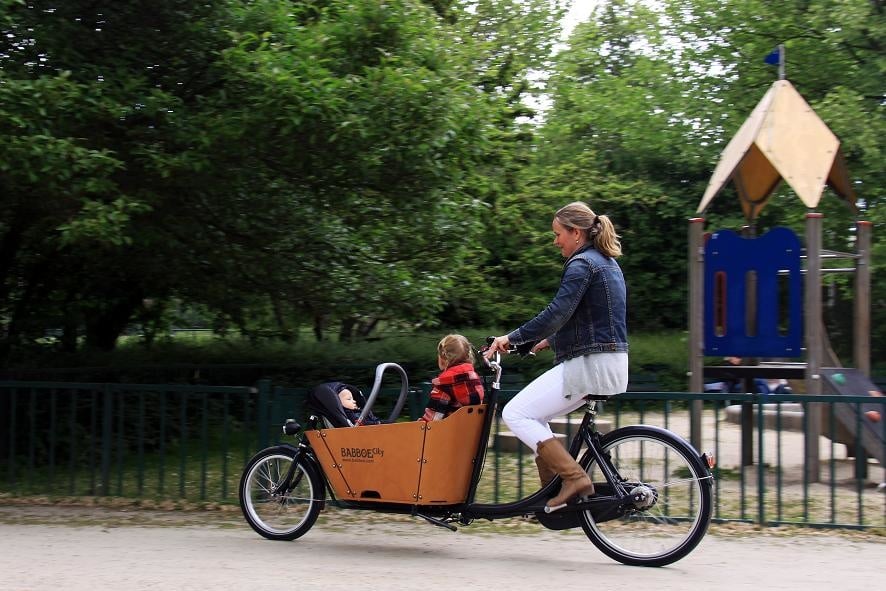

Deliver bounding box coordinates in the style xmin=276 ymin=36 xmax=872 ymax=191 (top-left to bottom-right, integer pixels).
xmin=1 ymin=0 xmax=565 ymax=357
xmin=7 ymin=328 xmax=691 ymax=393
xmin=522 ymin=0 xmax=884 ymax=350
xmin=0 ymin=0 xmax=882 ymax=367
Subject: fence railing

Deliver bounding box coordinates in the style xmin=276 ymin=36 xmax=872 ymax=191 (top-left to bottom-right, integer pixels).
xmin=1 ymin=381 xmax=883 ymax=529
xmin=485 ymin=391 xmax=885 ymax=530
xmin=0 ymin=381 xmax=260 ymax=503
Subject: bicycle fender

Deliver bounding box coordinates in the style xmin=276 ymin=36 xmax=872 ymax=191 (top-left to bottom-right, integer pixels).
xmin=596 ymin=424 xmax=714 ymax=485
xmin=253 ymin=443 xmax=323 ymax=474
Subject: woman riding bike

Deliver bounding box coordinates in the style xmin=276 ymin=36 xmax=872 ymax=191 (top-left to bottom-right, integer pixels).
xmin=485 ymin=201 xmax=628 ymax=513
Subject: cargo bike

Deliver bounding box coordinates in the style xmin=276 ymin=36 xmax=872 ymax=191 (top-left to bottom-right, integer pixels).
xmin=239 ymin=344 xmax=714 ymax=567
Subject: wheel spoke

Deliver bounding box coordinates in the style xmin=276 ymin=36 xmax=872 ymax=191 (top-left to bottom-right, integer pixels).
xmin=655 ymin=475 xmax=714 ymax=489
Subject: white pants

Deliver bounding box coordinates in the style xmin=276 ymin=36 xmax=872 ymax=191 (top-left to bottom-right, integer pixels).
xmin=502 ymin=353 xmax=628 ymax=453
xmin=501 ymin=363 xmax=587 ymax=453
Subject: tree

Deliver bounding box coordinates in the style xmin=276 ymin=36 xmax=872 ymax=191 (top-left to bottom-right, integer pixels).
xmin=0 ymin=0 xmax=567 ymax=357
xmin=519 ymin=0 xmax=883 ymax=345
xmin=1 ymin=1 xmax=232 ymax=352
xmin=521 ymin=1 xmax=704 ymax=331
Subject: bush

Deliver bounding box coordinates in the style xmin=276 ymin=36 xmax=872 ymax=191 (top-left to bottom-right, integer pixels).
xmin=1 ymin=329 xmax=690 ymax=390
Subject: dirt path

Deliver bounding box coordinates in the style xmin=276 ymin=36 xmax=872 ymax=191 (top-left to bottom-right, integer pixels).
xmin=0 ymin=504 xmax=883 ymax=591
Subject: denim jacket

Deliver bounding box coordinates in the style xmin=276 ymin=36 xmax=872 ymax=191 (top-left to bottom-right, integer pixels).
xmin=507 ymin=244 xmax=628 ymax=365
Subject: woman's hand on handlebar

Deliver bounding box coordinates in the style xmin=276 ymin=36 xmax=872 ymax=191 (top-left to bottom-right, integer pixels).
xmin=531 ymin=339 xmax=550 ymax=355
xmin=483 ymin=335 xmax=511 ymax=360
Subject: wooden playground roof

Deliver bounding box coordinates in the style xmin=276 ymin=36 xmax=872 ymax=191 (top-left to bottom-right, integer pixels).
xmin=696 ymin=80 xmax=856 ymax=220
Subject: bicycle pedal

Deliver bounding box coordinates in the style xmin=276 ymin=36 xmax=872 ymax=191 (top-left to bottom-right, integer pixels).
xmin=544 ymin=493 xmax=595 ymax=513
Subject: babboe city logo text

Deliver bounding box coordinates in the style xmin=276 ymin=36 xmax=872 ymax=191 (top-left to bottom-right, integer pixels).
xmin=340 ymin=447 xmax=385 ymax=462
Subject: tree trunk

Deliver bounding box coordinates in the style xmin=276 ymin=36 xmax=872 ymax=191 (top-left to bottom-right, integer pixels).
xmin=313 ymin=315 xmax=325 ymax=341
xmin=339 ymin=317 xmax=356 ymax=343
xmin=357 ymin=317 xmax=380 ymax=338
xmin=270 ymin=295 xmax=294 ymax=342
xmin=84 ymin=295 xmax=143 ymax=351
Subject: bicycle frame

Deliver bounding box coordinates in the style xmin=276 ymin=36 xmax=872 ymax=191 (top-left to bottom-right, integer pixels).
xmin=460 ymin=394 xmax=633 ymax=530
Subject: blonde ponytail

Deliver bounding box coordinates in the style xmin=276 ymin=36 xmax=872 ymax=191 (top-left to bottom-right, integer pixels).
xmin=593 ymin=214 xmax=622 ymax=258
xmin=554 ymin=201 xmax=622 ymax=258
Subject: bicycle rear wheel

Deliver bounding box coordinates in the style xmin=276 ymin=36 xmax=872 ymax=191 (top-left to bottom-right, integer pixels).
xmin=239 ymin=446 xmax=325 ymax=541
xmin=580 ymin=425 xmax=712 ymax=567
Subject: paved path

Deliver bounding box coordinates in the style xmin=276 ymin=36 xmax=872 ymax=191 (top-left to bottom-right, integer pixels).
xmin=0 ymin=505 xmax=882 ymax=591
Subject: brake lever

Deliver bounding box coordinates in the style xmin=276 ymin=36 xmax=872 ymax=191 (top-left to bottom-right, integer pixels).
xmin=514 ymin=341 xmax=537 ymax=358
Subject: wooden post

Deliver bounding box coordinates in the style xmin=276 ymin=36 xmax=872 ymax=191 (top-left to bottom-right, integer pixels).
xmin=804 ymin=213 xmax=823 ymax=483
xmin=854 ymin=220 xmax=872 ymax=377
xmin=688 ymin=218 xmax=705 ymax=451
xmin=739 ymin=225 xmax=757 ymax=467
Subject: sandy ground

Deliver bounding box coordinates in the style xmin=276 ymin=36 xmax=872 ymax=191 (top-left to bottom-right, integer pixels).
xmin=0 ymin=503 xmax=883 ymax=591
xmin=1 ymin=406 xmax=882 ymax=590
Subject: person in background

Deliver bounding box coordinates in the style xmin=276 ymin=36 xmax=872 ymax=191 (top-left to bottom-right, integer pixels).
xmin=421 ymin=334 xmax=485 ymax=422
xmin=866 ymin=389 xmax=882 ymax=424
xmin=704 ymin=356 xmax=792 ymax=395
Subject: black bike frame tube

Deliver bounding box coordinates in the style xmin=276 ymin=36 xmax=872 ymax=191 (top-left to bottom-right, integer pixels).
xmin=466 ymin=409 xmax=593 ymax=519
xmin=462 ymin=384 xmax=564 ymax=519
xmin=465 ymin=407 xmax=638 ymax=521
xmin=463 ymin=487 xmax=552 ymax=519
xmin=463 ymin=387 xmax=501 ymax=505
xmin=569 ymin=411 xmax=594 ymax=456
xmin=569 ymin=411 xmax=625 ymax=486
xmin=578 ymin=430 xmax=627 ymax=492
xmin=277 ymin=441 xmax=312 ymax=493
xmin=464 ymin=452 xmax=625 ymax=521
xmin=566 ymin=411 xmax=632 ymax=498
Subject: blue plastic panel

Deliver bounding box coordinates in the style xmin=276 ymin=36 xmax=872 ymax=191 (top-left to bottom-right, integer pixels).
xmin=703 ymin=227 xmax=803 ymax=357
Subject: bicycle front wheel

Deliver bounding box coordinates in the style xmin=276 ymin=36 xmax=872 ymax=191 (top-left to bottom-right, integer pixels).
xmin=239 ymin=446 xmax=325 ymax=541
xmin=580 ymin=425 xmax=712 ymax=567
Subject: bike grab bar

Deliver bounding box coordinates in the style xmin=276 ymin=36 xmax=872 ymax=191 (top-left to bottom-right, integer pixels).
xmin=361 ymin=362 xmax=409 ymax=424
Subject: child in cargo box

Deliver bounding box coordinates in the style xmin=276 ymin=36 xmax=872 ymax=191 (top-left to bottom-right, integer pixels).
xmin=420 ymin=334 xmax=485 ymax=422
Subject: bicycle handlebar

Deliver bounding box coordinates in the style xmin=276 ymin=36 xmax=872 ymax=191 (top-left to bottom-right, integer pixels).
xmin=481 ymin=336 xmax=536 ymax=359
xmin=480 ymin=335 xmax=537 ymax=390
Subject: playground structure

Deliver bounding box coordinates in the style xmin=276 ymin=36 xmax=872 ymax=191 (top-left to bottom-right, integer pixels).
xmin=686 ymin=79 xmax=879 ymax=482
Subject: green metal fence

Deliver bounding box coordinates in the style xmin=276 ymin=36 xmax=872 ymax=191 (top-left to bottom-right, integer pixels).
xmin=0 ymin=381 xmax=261 ymax=502
xmin=1 ymin=381 xmax=883 ymax=529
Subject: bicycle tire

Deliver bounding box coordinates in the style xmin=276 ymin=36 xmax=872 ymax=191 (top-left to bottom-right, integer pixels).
xmin=579 ymin=425 xmax=712 ymax=567
xmin=239 ymin=445 xmax=325 ymax=541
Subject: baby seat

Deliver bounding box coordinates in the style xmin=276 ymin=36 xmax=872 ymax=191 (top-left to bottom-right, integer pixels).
xmin=306 ymin=363 xmax=411 ymax=428
xmin=307 ymin=381 xmax=374 ymax=428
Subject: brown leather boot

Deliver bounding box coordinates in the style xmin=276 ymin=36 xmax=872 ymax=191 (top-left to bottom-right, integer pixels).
xmin=535 ymin=454 xmax=555 ymax=487
xmin=536 ymin=437 xmax=594 ymax=511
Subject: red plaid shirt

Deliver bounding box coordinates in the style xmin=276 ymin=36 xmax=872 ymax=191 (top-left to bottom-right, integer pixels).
xmin=421 ymin=362 xmax=485 ymax=422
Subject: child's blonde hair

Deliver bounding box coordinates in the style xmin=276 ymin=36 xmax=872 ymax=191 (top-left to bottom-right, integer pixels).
xmin=437 ymin=334 xmax=475 ymax=369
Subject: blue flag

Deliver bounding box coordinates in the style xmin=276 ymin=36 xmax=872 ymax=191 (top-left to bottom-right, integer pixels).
xmin=764 ymin=46 xmax=781 ymax=66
